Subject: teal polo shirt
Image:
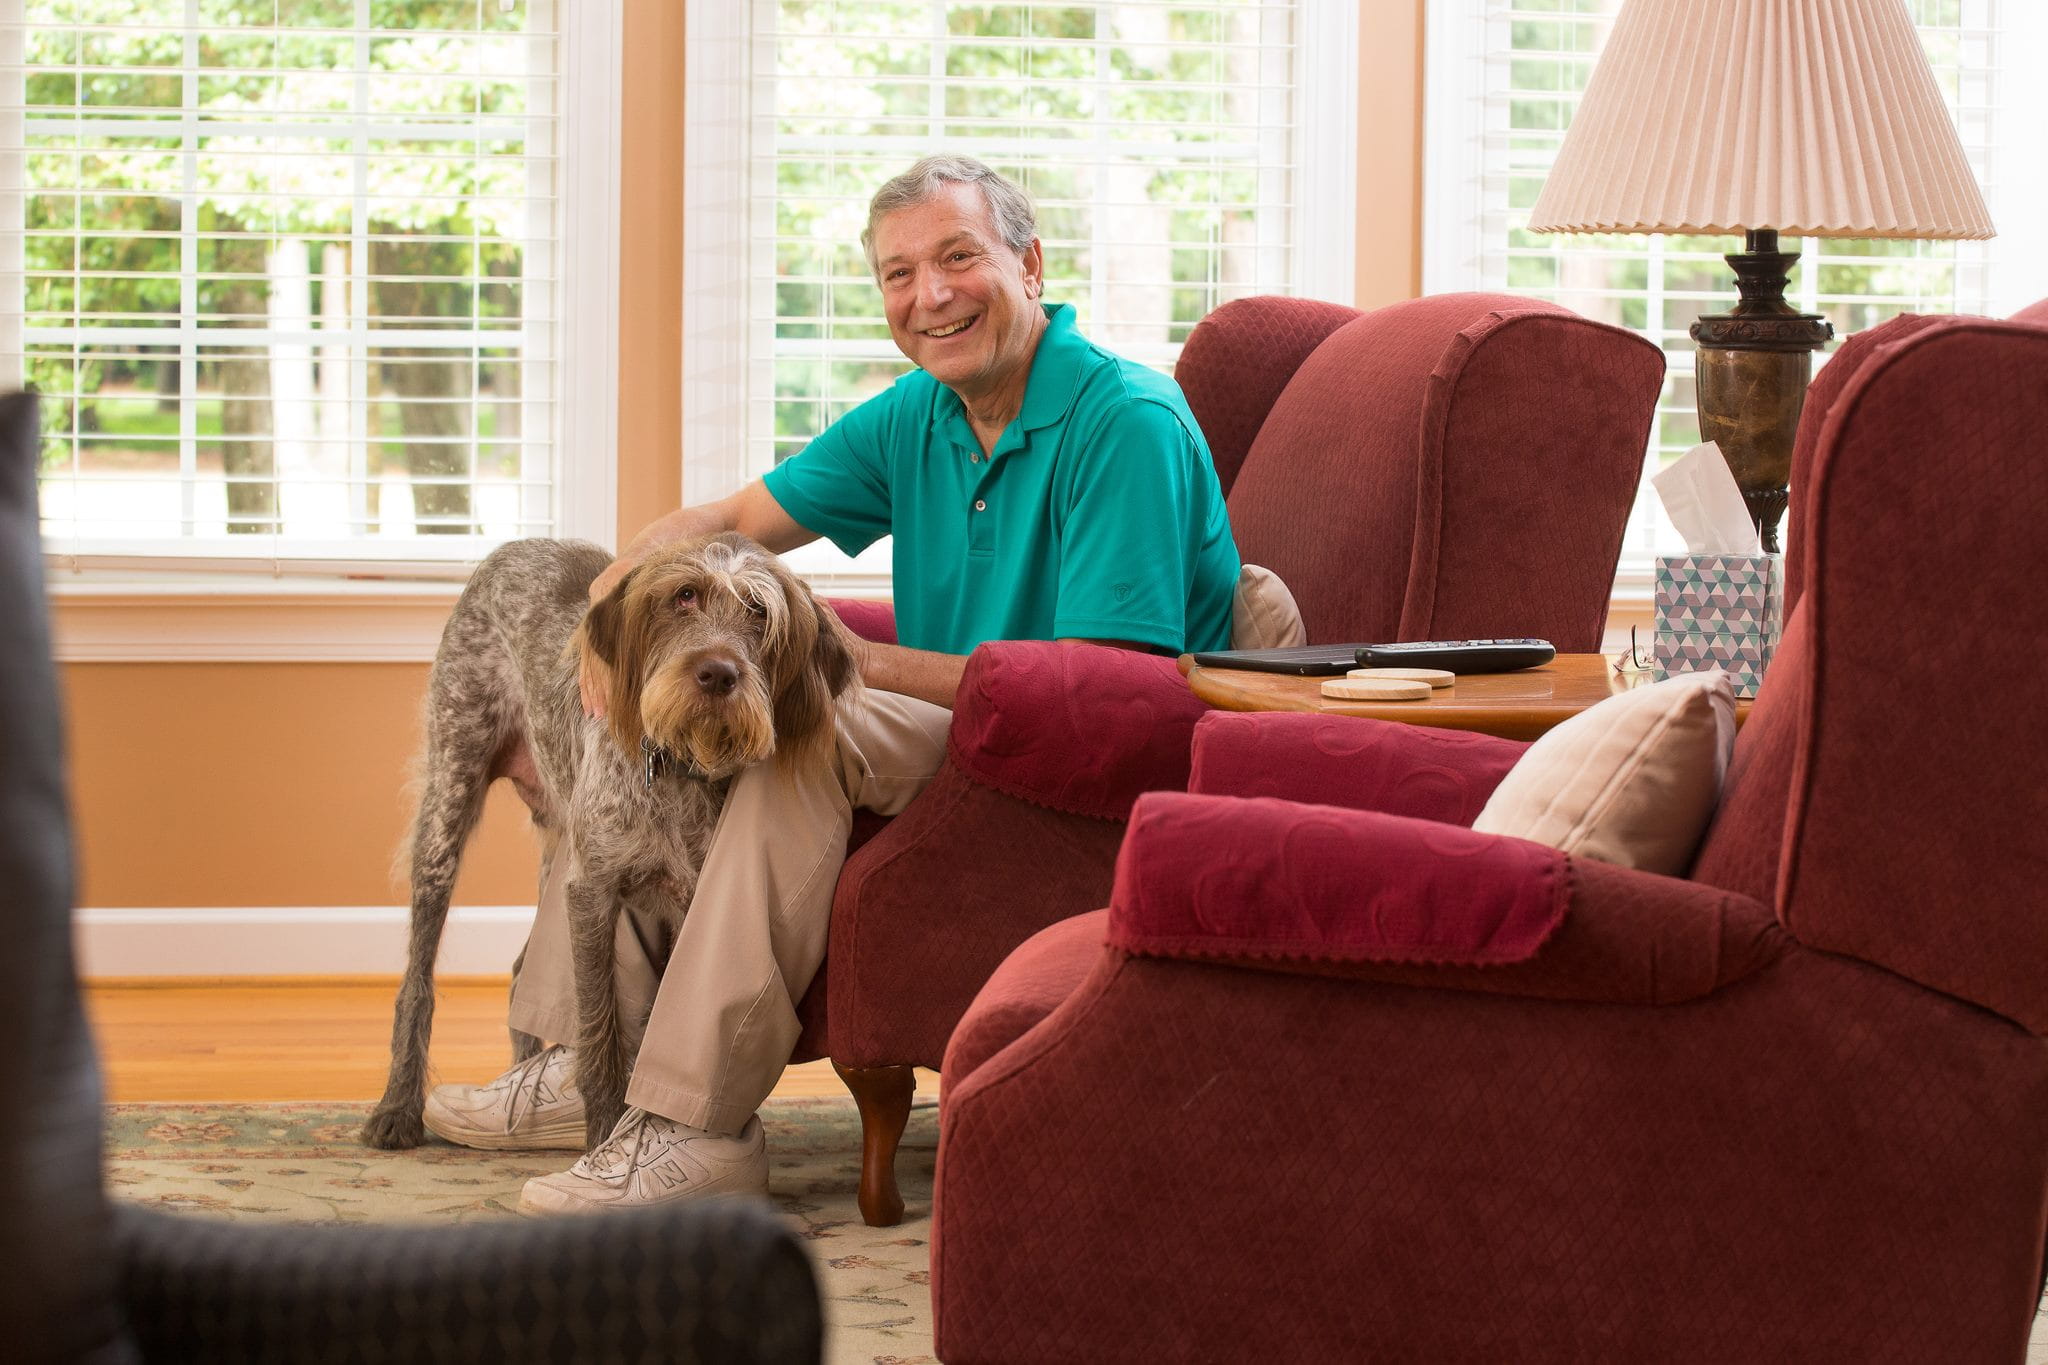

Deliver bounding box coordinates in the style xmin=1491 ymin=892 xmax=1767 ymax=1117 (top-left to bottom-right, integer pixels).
xmin=763 ymin=303 xmax=1239 ymax=655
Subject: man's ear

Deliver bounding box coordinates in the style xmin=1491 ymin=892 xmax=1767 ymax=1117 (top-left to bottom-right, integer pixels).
xmin=1020 ymin=237 xmax=1044 ymax=299
xmin=575 ymin=567 xmax=646 ymax=755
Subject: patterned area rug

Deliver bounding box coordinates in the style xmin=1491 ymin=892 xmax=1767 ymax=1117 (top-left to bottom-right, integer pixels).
xmin=105 ymin=1098 xmax=938 ymax=1365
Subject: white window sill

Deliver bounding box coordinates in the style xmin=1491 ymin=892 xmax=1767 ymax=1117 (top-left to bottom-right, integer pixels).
xmin=46 ymin=548 xmax=899 ymax=663
xmin=48 ymin=573 xmax=466 ymax=663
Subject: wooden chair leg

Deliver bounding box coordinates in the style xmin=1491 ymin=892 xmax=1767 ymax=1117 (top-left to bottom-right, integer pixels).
xmin=832 ymin=1060 xmax=915 ymax=1227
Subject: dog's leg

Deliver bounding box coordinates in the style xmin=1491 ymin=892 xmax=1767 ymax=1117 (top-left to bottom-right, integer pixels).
xmin=566 ymin=872 xmax=632 ymax=1147
xmin=362 ymin=701 xmax=503 ymax=1150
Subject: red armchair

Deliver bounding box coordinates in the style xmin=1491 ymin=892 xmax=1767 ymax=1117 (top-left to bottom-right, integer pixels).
xmin=806 ymin=293 xmax=1665 ymax=1224
xmin=930 ymin=315 xmax=2048 ymax=1358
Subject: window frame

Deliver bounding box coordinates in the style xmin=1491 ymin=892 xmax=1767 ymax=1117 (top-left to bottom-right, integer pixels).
xmin=36 ymin=0 xmax=622 ymax=662
xmin=682 ymin=0 xmax=1358 ymax=596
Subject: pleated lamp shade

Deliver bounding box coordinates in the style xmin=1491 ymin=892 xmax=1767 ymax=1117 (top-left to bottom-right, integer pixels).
xmin=1527 ymin=0 xmax=1994 ymax=240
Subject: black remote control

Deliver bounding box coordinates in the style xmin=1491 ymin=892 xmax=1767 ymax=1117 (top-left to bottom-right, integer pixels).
xmin=1353 ymin=639 xmax=1555 ymax=674
xmin=1186 ymin=645 xmax=1365 ymax=676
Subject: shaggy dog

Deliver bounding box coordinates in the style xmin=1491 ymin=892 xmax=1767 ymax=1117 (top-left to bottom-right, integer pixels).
xmin=362 ymin=532 xmax=857 ymax=1151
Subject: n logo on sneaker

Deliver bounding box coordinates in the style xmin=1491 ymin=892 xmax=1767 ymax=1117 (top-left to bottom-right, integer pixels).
xmin=650 ymin=1159 xmax=691 ymax=1191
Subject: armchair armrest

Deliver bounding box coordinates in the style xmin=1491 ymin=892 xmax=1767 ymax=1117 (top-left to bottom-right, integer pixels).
xmin=825 ymin=596 xmax=896 ymax=645
xmin=1188 ymin=711 xmax=1526 ymax=824
xmin=1107 ymin=791 xmax=1783 ymax=1005
xmin=947 ymin=640 xmax=1210 ymax=819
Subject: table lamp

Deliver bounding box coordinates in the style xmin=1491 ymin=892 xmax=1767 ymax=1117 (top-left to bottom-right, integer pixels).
xmin=1526 ymin=0 xmax=1993 ymax=552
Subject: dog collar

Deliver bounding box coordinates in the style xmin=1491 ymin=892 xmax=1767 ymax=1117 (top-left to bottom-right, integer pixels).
xmin=640 ymin=735 xmax=709 ymax=787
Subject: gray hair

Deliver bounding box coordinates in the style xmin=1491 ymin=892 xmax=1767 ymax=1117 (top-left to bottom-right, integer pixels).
xmin=861 ymin=155 xmax=1037 ymax=274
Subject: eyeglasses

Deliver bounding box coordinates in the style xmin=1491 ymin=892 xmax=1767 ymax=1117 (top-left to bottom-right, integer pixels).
xmin=1611 ymin=625 xmax=1653 ymax=677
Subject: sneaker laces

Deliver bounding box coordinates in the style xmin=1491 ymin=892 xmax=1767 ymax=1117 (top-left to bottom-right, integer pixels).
xmin=578 ymin=1106 xmax=658 ymax=1180
xmin=496 ymin=1045 xmax=567 ymax=1134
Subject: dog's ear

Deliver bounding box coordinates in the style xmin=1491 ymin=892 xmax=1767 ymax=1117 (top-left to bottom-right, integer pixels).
xmin=574 ymin=567 xmax=648 ymax=756
xmin=769 ymin=573 xmax=858 ymax=763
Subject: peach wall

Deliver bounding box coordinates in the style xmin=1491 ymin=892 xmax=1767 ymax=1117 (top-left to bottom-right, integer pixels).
xmin=59 ymin=1 xmax=1427 ymax=912
xmin=1356 ymin=0 xmax=1426 ymax=309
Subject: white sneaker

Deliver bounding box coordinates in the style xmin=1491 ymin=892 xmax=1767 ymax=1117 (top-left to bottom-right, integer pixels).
xmin=518 ymin=1108 xmax=769 ymax=1215
xmin=422 ymin=1044 xmax=587 ymax=1151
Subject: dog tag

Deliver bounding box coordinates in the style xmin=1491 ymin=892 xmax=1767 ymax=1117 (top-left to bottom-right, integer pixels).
xmin=1320 ymin=677 xmax=1432 ymax=701
xmin=1346 ymin=666 xmax=1454 ymax=688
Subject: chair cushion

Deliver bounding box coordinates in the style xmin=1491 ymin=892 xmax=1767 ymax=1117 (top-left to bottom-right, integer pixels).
xmin=1228 ymin=564 xmax=1306 ymax=649
xmin=1472 ymin=671 xmax=1736 ymax=875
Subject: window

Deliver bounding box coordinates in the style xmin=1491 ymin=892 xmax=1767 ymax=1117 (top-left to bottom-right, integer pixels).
xmin=685 ymin=0 xmax=1356 ymax=587
xmin=1424 ymin=0 xmax=2020 ymax=582
xmin=7 ymin=0 xmax=619 ymax=576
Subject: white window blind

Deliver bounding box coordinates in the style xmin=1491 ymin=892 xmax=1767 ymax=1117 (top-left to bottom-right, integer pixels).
xmin=1426 ymin=0 xmax=1998 ymax=581
xmin=750 ymin=0 xmax=1312 ymax=479
xmin=6 ymin=0 xmax=572 ymax=574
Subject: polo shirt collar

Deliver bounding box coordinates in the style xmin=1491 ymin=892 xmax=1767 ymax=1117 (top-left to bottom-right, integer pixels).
xmin=1014 ymin=302 xmax=1086 ymax=434
xmin=933 ymin=303 xmax=1086 ymax=458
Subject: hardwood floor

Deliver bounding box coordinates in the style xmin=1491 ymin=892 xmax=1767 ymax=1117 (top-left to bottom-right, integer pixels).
xmin=84 ymin=978 xmax=938 ymax=1104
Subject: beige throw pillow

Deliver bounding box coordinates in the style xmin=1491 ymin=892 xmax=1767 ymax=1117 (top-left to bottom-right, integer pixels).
xmin=1471 ymin=670 xmax=1737 ymax=875
xmin=1230 ymin=564 xmax=1307 ymax=649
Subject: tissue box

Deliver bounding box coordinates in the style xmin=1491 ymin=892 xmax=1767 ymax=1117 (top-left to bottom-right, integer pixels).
xmin=1653 ymin=553 xmax=1783 ymax=698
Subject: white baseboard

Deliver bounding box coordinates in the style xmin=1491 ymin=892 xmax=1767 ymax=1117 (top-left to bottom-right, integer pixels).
xmin=75 ymin=905 xmax=533 ymax=978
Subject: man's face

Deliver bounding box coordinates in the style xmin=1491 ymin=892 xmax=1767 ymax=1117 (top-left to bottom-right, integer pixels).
xmin=871 ymin=181 xmax=1045 ymax=398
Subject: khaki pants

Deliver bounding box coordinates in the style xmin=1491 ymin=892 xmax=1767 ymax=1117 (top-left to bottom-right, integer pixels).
xmin=507 ymin=689 xmax=952 ymax=1135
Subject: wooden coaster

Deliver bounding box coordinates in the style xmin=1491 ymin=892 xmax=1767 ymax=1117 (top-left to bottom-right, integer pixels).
xmin=1320 ymin=677 xmax=1432 ymax=702
xmin=1346 ymin=666 xmax=1455 ymax=688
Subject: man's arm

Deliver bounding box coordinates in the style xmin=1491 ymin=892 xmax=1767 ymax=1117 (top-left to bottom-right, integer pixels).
xmin=851 ymin=637 xmax=1168 ymax=711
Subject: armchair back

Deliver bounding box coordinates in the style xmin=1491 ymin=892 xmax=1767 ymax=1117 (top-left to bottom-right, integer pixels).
xmin=1693 ymin=319 xmax=2048 ymax=1034
xmin=1179 ymin=293 xmax=1665 ymax=650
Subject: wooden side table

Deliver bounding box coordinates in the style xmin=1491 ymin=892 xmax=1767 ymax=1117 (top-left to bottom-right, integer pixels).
xmin=1179 ymin=654 xmax=1750 ymax=742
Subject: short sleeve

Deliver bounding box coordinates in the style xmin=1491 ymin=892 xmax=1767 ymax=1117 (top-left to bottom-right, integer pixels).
xmin=1052 ymin=399 xmax=1209 ymax=651
xmin=761 ymin=382 xmax=902 ymax=556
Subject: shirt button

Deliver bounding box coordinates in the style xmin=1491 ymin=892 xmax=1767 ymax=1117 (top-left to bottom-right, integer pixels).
xmin=973 ymin=499 xmax=987 ymax=511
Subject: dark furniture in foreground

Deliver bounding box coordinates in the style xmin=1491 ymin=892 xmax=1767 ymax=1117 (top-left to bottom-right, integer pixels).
xmin=0 ymin=391 xmax=823 ymax=1365
xmin=803 ymin=292 xmax=1665 ymax=1224
xmin=931 ymin=316 xmax=2048 ymax=1360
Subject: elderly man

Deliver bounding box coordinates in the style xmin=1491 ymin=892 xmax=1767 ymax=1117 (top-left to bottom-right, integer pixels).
xmin=425 ymin=155 xmax=1241 ymax=1213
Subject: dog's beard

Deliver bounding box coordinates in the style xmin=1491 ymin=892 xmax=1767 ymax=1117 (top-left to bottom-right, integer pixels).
xmin=639 ymin=664 xmax=777 ymax=779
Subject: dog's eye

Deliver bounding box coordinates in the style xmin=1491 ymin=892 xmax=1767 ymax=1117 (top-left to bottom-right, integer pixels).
xmin=673 ymin=587 xmax=696 ymax=609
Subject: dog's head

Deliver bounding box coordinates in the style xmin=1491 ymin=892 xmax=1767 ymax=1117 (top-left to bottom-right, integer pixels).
xmin=575 ymin=532 xmax=858 ymax=778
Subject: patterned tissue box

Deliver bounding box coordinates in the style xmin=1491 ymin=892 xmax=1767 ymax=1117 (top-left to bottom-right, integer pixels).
xmin=1653 ymin=553 xmax=1784 ymax=698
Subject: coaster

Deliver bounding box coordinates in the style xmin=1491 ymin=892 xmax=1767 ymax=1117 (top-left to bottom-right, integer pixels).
xmin=1320 ymin=677 xmax=1432 ymax=702
xmin=1346 ymin=666 xmax=1454 ymax=688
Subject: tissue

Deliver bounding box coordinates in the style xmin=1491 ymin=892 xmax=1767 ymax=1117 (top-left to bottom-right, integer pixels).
xmin=1652 ymin=443 xmax=1782 ymax=698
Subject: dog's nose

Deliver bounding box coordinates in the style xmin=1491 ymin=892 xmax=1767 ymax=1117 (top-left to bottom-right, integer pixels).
xmin=696 ymin=658 xmax=739 ymax=697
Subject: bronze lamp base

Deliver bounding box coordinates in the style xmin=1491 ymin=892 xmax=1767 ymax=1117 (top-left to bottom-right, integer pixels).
xmin=1689 ymin=228 xmax=1833 ymax=553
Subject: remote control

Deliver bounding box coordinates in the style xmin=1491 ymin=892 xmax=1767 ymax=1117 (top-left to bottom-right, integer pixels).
xmin=1353 ymin=639 xmax=1555 ymax=674
xmin=1186 ymin=645 xmax=1365 ymax=676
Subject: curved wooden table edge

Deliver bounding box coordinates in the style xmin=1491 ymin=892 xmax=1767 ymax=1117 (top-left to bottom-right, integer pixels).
xmin=1179 ymin=655 xmax=1753 ymax=742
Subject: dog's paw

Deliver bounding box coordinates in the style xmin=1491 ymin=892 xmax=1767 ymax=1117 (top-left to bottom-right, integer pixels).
xmin=360 ymin=1105 xmax=427 ymax=1150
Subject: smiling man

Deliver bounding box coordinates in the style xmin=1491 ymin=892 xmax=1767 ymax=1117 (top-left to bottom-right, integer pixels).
xmin=424 ymin=155 xmax=1241 ymax=1214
